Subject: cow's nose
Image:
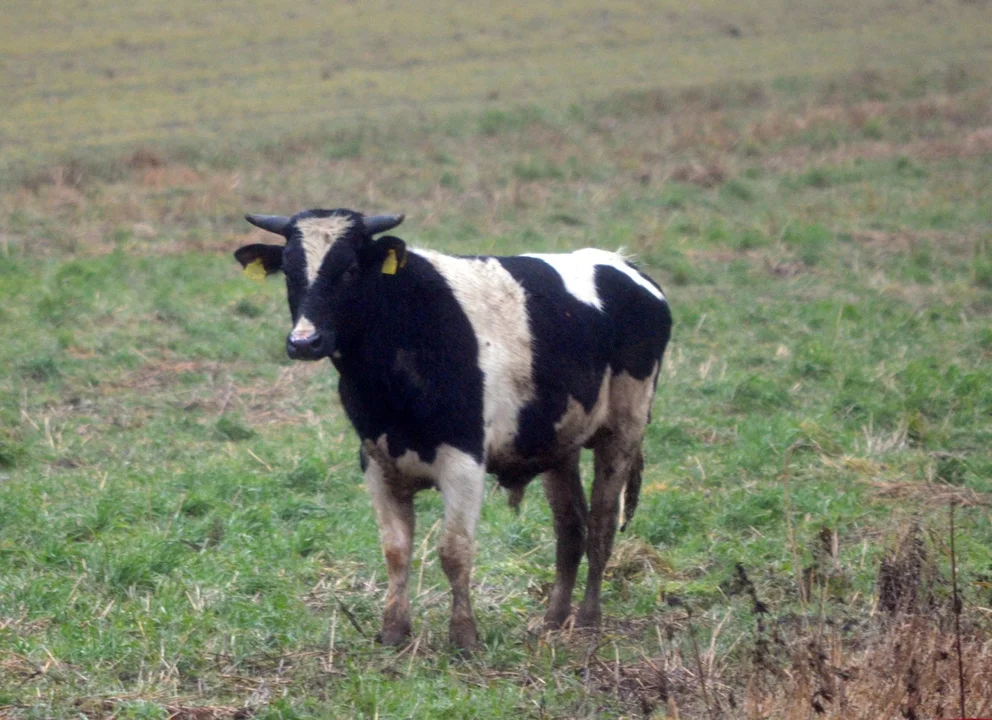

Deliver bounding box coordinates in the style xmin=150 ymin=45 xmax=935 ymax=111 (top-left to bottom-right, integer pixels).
xmin=286 ymin=332 xmax=324 ymax=360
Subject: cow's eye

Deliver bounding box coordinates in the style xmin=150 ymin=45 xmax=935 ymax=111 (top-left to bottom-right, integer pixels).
xmin=343 ymin=263 xmax=358 ymax=281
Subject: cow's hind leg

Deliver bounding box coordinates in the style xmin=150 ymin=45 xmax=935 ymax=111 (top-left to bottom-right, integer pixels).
xmin=576 ymin=436 xmax=639 ymax=628
xmin=434 ymin=447 xmax=487 ymax=652
xmin=365 ymin=459 xmax=416 ymax=646
xmin=542 ymin=450 xmax=587 ymax=629
xmin=577 ymin=371 xmax=656 ymax=629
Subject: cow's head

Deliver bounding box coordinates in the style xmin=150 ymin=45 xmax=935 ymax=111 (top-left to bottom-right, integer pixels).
xmin=234 ymin=208 xmax=405 ymax=361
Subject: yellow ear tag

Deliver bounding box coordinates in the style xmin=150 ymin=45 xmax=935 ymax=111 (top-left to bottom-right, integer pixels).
xmin=243 ymin=258 xmax=267 ymax=282
xmin=381 ymin=248 xmax=399 ymax=275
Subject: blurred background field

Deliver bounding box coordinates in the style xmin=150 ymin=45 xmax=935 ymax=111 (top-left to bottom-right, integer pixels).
xmin=2 ymin=1 xmax=992 ymax=718
xmin=4 ymin=0 xmax=992 ymax=172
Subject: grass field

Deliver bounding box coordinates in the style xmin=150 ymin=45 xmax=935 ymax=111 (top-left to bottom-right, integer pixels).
xmin=2 ymin=1 xmax=992 ymax=718
xmin=5 ymin=0 xmax=992 ymax=174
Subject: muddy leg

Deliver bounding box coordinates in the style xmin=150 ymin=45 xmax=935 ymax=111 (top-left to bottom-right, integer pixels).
xmin=577 ymin=436 xmax=636 ymax=628
xmin=435 ymin=449 xmax=486 ymax=652
xmin=542 ymin=450 xmax=587 ymax=628
xmin=365 ymin=460 xmax=415 ymax=646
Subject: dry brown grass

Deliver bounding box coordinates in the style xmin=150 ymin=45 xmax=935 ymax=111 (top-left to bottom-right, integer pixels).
xmin=670 ymin=160 xmax=729 ymax=188
xmin=606 ymin=537 xmax=674 ymax=582
xmin=101 ymin=360 xmax=333 ymax=429
xmin=744 ymin=621 xmax=990 ymax=719
xmin=568 ymin=524 xmax=992 ymax=719
xmin=67 ymin=696 xmax=254 ymax=719
xmin=866 ymin=480 xmax=992 ymax=509
xmin=577 ymin=622 xmax=991 ymax=719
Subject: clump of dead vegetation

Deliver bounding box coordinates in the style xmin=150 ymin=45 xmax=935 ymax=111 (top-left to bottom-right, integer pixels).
xmin=575 ymin=521 xmax=992 ymax=719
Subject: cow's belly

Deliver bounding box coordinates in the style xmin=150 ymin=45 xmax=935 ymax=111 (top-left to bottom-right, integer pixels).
xmin=484 ymin=369 xmax=611 ymax=477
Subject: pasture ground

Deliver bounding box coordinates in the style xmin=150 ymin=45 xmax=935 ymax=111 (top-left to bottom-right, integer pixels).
xmin=2 ymin=1 xmax=992 ymax=717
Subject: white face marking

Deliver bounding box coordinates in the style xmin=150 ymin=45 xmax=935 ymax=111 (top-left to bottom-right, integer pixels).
xmin=290 ymin=316 xmax=316 ymax=340
xmin=296 ymin=215 xmax=353 ymax=285
xmin=523 ymin=248 xmax=666 ymax=309
xmin=415 ymin=250 xmax=535 ymax=461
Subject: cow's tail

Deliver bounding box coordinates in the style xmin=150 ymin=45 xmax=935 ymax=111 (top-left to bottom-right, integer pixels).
xmin=618 ymin=449 xmax=644 ymax=532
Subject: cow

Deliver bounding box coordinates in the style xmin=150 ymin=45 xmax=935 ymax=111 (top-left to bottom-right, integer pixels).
xmin=234 ymin=208 xmax=672 ymax=652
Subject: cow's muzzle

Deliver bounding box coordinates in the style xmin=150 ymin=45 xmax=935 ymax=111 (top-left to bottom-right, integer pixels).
xmin=286 ymin=331 xmax=329 ymax=361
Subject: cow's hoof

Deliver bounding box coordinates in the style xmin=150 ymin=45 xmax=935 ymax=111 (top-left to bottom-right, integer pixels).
xmin=543 ymin=607 xmax=571 ymax=631
xmin=575 ymin=607 xmax=601 ymax=629
xmin=449 ymin=619 xmax=478 ymax=654
xmin=376 ymin=624 xmax=412 ymax=647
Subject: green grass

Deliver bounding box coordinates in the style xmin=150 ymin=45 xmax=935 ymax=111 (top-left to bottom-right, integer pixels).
xmin=2 ymin=2 xmax=992 ymax=717
xmin=4 ymin=0 xmax=992 ymax=176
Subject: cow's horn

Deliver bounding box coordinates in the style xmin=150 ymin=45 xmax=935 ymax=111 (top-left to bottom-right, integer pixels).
xmin=363 ymin=213 xmax=405 ymax=235
xmin=245 ymin=213 xmax=291 ymax=235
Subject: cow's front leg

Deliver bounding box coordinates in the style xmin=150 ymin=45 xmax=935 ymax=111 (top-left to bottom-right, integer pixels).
xmin=365 ymin=459 xmax=415 ymax=646
xmin=434 ymin=448 xmax=486 ymax=653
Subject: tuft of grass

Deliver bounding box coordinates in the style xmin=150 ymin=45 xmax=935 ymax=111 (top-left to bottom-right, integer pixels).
xmin=721 ymin=177 xmax=757 ymax=202
xmin=511 ymin=156 xmax=564 ymax=181
xmin=975 ymin=258 xmax=992 ymax=289
xmin=234 ymin=299 xmax=264 ymax=318
xmin=732 ymin=375 xmax=791 ymax=412
xmin=654 ymin=247 xmax=707 ymax=287
xmin=101 ymin=541 xmax=191 ymax=595
xmin=478 ymin=106 xmax=545 ymax=137
xmin=214 ymin=415 xmax=256 ymax=442
xmin=0 ymin=436 xmax=26 ymax=469
xmin=720 ymin=486 xmax=784 ymax=531
xmin=783 ymin=223 xmax=834 ymax=266
xmin=322 ymin=134 xmax=363 ymax=160
xmin=734 ymin=227 xmax=769 ymax=251
xmin=18 ymin=355 xmax=61 ymax=382
xmin=862 ymin=116 xmax=886 ymax=139
xmin=894 ymin=155 xmax=929 ymax=178
xmin=285 ymin=458 xmax=330 ymax=492
xmin=438 ymin=170 xmax=461 ymax=189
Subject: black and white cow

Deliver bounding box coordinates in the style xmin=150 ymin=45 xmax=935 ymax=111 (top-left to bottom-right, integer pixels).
xmin=234 ymin=208 xmax=672 ymax=651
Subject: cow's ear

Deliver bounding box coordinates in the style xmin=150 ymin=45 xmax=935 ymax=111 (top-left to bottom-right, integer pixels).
xmin=365 ymin=236 xmax=408 ymax=276
xmin=234 ymin=243 xmax=284 ymax=280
